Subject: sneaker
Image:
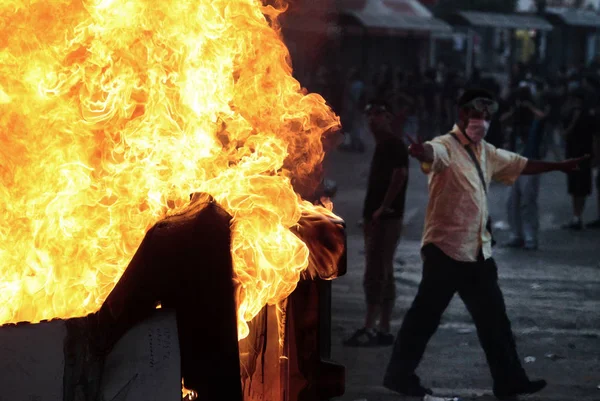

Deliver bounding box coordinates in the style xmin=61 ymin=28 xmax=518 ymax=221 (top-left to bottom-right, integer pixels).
xmin=377 ymin=331 xmax=395 ymax=346
xmin=343 ymin=328 xmax=379 ymax=347
xmin=494 ymin=379 xmax=547 ymax=400
xmin=586 ymin=219 xmax=600 ymax=229
xmin=383 ymin=374 xmax=433 ymax=397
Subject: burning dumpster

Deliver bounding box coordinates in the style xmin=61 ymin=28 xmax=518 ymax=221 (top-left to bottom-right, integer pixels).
xmin=0 ymin=0 xmax=345 ymax=399
xmin=0 ymin=194 xmax=346 ymax=401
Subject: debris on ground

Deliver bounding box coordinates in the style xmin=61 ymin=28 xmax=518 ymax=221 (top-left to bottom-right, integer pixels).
xmin=544 ymin=352 xmax=565 ymax=361
xmin=524 ymin=356 xmax=536 ymax=363
xmin=530 ymin=283 xmax=542 ymax=290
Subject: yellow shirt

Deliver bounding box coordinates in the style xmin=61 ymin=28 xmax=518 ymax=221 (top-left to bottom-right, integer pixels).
xmin=423 ymin=126 xmax=528 ymax=262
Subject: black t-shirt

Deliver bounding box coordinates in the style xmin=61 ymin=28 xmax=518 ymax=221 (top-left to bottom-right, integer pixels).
xmin=363 ymin=137 xmax=409 ymax=220
xmin=583 ymin=88 xmax=600 ymax=137
xmin=565 ymin=107 xmax=594 ymax=159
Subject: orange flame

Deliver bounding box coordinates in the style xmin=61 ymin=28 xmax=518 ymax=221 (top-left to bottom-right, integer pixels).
xmin=0 ymin=0 xmax=340 ymax=339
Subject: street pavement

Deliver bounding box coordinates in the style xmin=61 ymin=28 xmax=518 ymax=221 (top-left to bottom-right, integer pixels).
xmin=323 ymin=138 xmax=600 ymax=401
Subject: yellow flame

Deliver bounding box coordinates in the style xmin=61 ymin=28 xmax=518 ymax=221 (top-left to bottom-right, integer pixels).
xmin=0 ymin=0 xmax=340 ymax=339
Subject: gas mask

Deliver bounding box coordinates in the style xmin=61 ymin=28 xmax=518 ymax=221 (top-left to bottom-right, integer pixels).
xmin=465 ymin=119 xmax=490 ymax=143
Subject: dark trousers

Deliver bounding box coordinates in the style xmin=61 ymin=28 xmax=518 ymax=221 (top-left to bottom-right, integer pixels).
xmin=363 ymin=219 xmax=402 ymax=307
xmin=384 ymin=244 xmax=528 ymax=389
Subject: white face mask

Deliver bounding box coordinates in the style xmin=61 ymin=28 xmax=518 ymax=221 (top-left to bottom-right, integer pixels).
xmin=465 ymin=119 xmax=490 ymax=143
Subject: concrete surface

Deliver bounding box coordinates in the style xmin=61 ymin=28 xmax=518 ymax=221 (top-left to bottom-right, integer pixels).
xmin=323 ymin=138 xmax=600 ymax=401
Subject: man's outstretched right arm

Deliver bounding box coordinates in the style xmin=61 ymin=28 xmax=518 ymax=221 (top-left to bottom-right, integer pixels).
xmin=521 ymin=156 xmax=590 ymax=175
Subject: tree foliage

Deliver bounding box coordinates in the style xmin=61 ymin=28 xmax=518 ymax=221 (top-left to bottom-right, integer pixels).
xmin=434 ymin=0 xmax=519 ymax=16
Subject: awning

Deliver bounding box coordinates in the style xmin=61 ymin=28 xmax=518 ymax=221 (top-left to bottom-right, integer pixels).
xmin=445 ymin=11 xmax=553 ymax=31
xmin=339 ymin=0 xmax=452 ymax=34
xmin=545 ymin=8 xmax=600 ymax=28
xmin=345 ymin=10 xmax=452 ymax=32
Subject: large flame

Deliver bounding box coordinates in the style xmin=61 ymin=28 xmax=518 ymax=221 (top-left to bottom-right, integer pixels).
xmin=0 ymin=0 xmax=340 ymax=339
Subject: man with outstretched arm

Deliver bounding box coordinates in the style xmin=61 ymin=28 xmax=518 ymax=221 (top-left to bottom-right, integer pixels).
xmin=382 ymin=88 xmax=589 ymax=399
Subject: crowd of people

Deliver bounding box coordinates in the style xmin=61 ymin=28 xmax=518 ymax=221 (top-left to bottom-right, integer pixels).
xmin=328 ymin=58 xmax=599 ymax=399
xmin=306 ymin=60 xmax=600 ymax=234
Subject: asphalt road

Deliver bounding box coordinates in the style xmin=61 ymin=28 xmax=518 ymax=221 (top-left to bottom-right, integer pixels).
xmin=324 ymin=136 xmax=600 ymax=401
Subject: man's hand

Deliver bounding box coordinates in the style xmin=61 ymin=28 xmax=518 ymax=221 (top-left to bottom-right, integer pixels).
xmin=372 ymin=206 xmax=385 ymax=221
xmin=559 ymin=155 xmax=591 ymax=173
xmin=407 ymin=135 xmax=435 ymax=168
xmin=407 ymin=135 xmax=425 ymax=159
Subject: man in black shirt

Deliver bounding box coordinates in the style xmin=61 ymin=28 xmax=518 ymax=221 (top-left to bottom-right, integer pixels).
xmin=344 ymin=100 xmax=409 ymax=347
xmin=581 ymin=74 xmax=600 ymax=228
xmin=562 ymin=88 xmax=595 ymax=229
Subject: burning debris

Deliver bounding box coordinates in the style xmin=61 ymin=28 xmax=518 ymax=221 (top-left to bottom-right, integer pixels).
xmin=1 ymin=194 xmax=346 ymax=400
xmin=0 ymin=0 xmax=340 ymax=338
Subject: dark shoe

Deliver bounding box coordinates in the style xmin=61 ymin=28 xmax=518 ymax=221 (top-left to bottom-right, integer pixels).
xmin=494 ymin=379 xmax=547 ymax=400
xmin=343 ymin=328 xmax=378 ymax=347
xmin=562 ymin=221 xmax=583 ymax=230
xmin=502 ymin=238 xmax=524 ymax=248
xmin=377 ymin=331 xmax=395 ymax=346
xmin=586 ymin=219 xmax=600 ymax=229
xmin=383 ymin=374 xmax=433 ymax=397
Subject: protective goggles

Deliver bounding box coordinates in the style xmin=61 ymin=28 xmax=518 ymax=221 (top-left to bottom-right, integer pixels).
xmin=463 ymin=97 xmax=499 ymax=114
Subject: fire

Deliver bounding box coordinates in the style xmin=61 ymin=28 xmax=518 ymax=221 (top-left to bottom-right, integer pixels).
xmin=0 ymin=0 xmax=340 ymax=339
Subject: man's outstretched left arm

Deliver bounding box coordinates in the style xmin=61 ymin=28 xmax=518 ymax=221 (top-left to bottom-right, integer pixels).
xmin=521 ymin=155 xmax=591 ymax=175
